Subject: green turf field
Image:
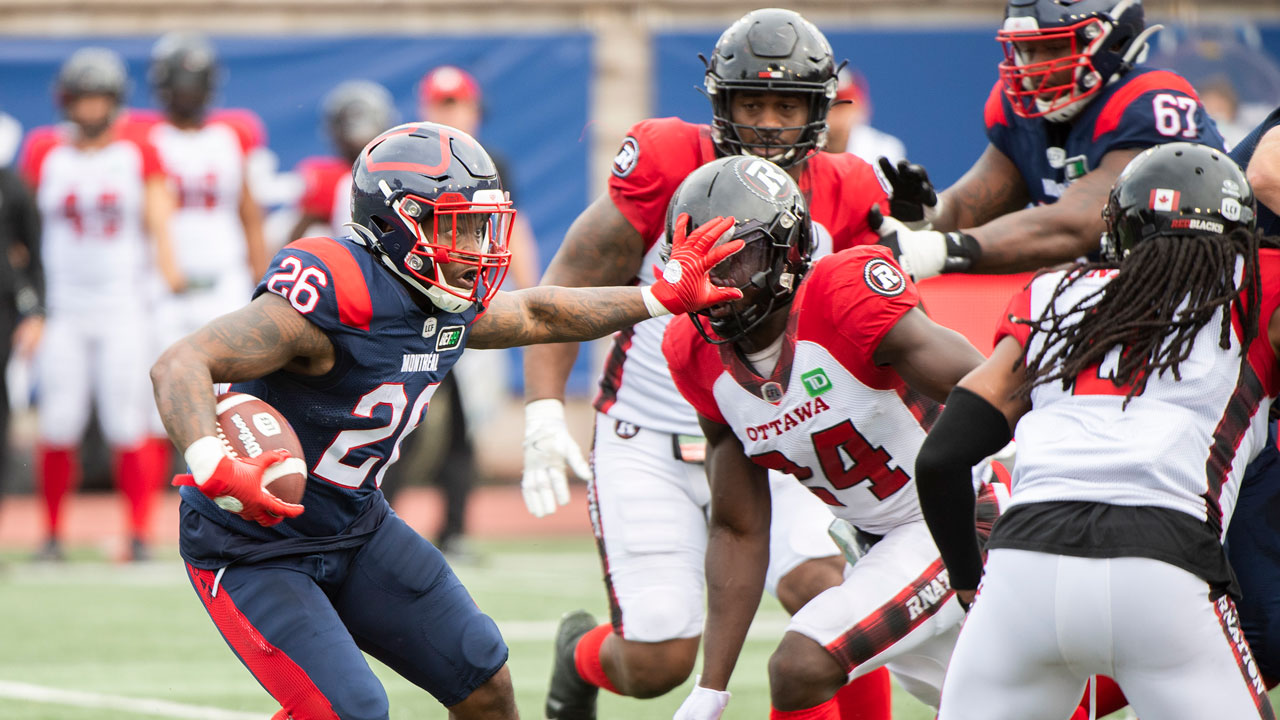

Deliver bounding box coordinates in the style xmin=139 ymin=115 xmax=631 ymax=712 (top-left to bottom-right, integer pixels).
xmin=0 ymin=537 xmax=1268 ymax=719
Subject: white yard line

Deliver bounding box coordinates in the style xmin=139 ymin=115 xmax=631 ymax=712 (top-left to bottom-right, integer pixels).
xmin=0 ymin=681 xmax=268 ymax=720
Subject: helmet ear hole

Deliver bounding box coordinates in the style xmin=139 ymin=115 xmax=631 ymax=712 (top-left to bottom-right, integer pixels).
xmin=371 ymin=215 xmax=395 ymax=234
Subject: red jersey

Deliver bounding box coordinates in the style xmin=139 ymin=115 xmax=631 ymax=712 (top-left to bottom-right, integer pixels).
xmin=597 ymin=117 xmax=890 ymax=436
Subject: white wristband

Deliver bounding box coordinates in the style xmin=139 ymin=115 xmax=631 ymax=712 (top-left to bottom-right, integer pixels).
xmin=640 ymin=285 xmax=670 ymax=318
xmin=525 ymin=397 xmax=567 ymax=422
xmin=184 ymin=436 xmax=228 ymax=486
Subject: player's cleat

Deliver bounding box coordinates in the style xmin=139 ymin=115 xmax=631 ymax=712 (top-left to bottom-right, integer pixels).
xmin=545 ymin=610 xmax=600 ymax=720
xmin=32 ymin=538 xmax=66 ymax=563
xmin=128 ymin=537 xmax=152 ymax=563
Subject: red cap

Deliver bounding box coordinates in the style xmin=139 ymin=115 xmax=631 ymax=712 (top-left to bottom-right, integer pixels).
xmin=419 ymin=66 xmax=480 ymax=106
xmin=836 ymin=67 xmax=867 ymax=105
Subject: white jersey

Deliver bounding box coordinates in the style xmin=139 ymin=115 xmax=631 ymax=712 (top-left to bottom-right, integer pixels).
xmin=999 ymin=259 xmax=1280 ymax=534
xmin=665 ymin=247 xmax=934 ymax=535
xmin=595 ymin=116 xmax=889 ymax=436
xmin=20 ymin=124 xmax=160 ymax=314
xmin=146 ymin=121 xmax=249 ymax=284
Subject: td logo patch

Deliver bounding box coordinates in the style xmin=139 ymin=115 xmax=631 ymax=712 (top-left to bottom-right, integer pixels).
xmin=612 ymin=137 xmax=640 ymax=178
xmin=436 ymin=325 xmax=465 ymax=351
xmin=800 ymin=368 xmax=832 ymax=398
xmin=863 ymin=258 xmax=906 ymax=297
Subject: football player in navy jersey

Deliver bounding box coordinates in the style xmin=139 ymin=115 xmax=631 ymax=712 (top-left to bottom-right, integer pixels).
xmin=875 ymin=0 xmax=1225 ymax=280
xmin=148 ymin=121 xmax=744 ymax=720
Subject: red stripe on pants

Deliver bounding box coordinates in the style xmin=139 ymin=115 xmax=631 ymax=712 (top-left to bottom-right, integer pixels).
xmin=186 ymin=564 xmax=339 ymax=720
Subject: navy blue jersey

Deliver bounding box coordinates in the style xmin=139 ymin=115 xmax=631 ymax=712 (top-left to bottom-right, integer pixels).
xmin=985 ymin=66 xmax=1226 ymax=206
xmin=1229 ymin=105 xmax=1280 ymax=235
xmin=180 ymin=235 xmax=478 ymax=545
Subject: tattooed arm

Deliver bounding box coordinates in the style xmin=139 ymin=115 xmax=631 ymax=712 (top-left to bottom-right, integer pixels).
xmin=933 ymin=144 xmax=1031 ymax=232
xmin=942 ymin=146 xmax=1142 ymax=273
xmin=520 ymin=195 xmax=647 ymax=399
xmin=149 ymin=292 xmax=336 ymax=452
xmin=470 ymin=286 xmax=652 ymax=349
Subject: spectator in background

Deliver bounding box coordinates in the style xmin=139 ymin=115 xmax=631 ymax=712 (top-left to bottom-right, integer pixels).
xmin=824 ymin=68 xmax=906 ymax=166
xmin=136 ymin=33 xmax=269 ymax=512
xmin=0 ymin=150 xmax=43 ymax=530
xmin=378 ymin=65 xmax=539 ymax=563
xmin=19 ymin=47 xmax=180 ymax=562
xmin=287 ymin=79 xmax=397 ymax=243
xmin=1198 ymin=75 xmax=1251 ymax=150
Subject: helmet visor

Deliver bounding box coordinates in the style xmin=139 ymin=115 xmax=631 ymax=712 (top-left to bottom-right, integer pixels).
xmin=997 ymin=18 xmax=1103 ymax=118
xmin=397 ymin=189 xmax=514 ymax=307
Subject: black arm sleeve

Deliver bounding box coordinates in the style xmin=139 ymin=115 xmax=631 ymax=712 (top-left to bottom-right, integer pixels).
xmin=915 ymin=386 xmax=1013 ymax=591
xmin=0 ymin=168 xmax=42 ymax=315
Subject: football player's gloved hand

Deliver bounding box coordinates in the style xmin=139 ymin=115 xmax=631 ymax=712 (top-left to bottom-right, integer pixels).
xmin=173 ymin=437 xmax=304 ymax=526
xmin=522 ymin=398 xmax=592 ymax=518
xmin=643 ymin=214 xmax=744 ymax=317
xmin=672 ymin=679 xmax=731 ymax=720
xmin=872 ymin=211 xmax=981 ymax=281
xmin=878 ymin=157 xmax=941 ymax=230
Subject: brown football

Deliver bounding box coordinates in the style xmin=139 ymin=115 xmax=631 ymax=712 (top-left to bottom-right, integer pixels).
xmin=214 ymin=391 xmax=307 ymax=507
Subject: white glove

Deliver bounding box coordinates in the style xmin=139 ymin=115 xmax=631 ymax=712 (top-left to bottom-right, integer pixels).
xmin=672 ymin=678 xmax=731 ymax=720
xmin=522 ymin=399 xmax=592 ymax=518
xmin=875 ymin=214 xmax=982 ymax=281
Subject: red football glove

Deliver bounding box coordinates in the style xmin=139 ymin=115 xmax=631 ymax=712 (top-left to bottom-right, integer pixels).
xmin=647 ymin=214 xmax=745 ymax=316
xmin=173 ymin=448 xmax=304 ymax=527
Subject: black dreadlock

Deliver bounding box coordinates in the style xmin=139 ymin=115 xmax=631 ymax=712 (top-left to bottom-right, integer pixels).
xmin=1015 ymin=228 xmax=1273 ymax=405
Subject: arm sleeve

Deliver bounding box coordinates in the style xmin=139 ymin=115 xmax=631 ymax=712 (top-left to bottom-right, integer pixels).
xmin=256 ymin=237 xmax=372 ymax=335
xmin=983 ymin=79 xmax=1013 ymax=153
xmin=915 ymin=386 xmax=1014 ymax=591
xmin=993 ymin=283 xmax=1034 ymax=348
xmin=830 ymin=153 xmax=890 ymax=251
xmin=0 ymin=168 xmax=43 ymax=314
xmin=824 ymin=247 xmax=921 ymax=360
xmin=606 ymin=118 xmax=700 ymax=244
xmin=1091 ymin=70 xmax=1223 ymax=150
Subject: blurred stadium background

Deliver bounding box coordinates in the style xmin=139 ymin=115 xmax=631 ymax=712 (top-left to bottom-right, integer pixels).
xmin=1 ymin=1 xmax=1279 ymax=717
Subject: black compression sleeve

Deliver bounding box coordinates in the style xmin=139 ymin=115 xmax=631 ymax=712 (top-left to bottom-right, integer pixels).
xmin=915 ymin=386 xmax=1013 ymax=590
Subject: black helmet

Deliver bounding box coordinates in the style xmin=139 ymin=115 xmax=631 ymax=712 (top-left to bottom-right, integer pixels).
xmin=56 ymin=47 xmax=130 ymax=108
xmin=348 ymin=122 xmax=514 ymax=313
xmin=149 ymin=32 xmax=219 ymax=123
xmin=1101 ymin=142 xmax=1256 ymax=262
xmin=323 ymin=80 xmax=397 ymax=161
xmin=998 ymin=0 xmax=1151 ymax=121
xmin=663 ymin=155 xmax=812 ymax=344
xmin=703 ymin=8 xmax=838 ymax=169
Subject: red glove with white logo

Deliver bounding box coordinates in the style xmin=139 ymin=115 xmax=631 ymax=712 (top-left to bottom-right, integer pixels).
xmin=173 ymin=438 xmax=304 ymax=526
xmin=643 ymin=214 xmax=744 ymax=317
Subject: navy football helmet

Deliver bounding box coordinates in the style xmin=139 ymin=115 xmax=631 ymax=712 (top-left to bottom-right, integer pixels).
xmin=663 ymin=155 xmax=813 ymax=344
xmin=149 ymin=32 xmax=218 ymax=124
xmin=998 ymin=0 xmax=1156 ymax=121
xmin=704 ymin=8 xmax=838 ymax=169
xmin=1101 ymin=142 xmax=1256 ymax=261
xmin=323 ymin=80 xmax=397 ymax=163
xmin=348 ymin=122 xmax=513 ymax=313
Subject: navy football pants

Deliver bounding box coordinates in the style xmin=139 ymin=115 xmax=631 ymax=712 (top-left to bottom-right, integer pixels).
xmin=185 ymin=514 xmax=508 ymax=720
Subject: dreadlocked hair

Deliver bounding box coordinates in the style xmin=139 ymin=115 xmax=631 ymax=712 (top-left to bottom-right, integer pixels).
xmin=1014 ymin=227 xmax=1269 ymax=406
